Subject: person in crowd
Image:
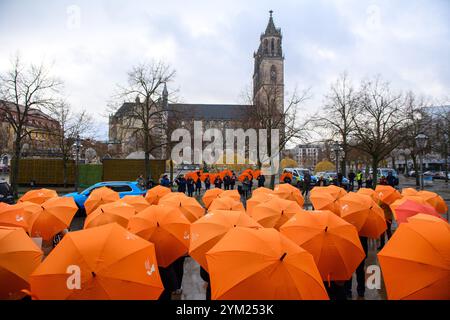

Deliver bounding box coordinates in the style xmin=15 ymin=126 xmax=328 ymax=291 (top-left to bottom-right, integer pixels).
xmin=348 ymin=170 xmax=356 ymax=191
xmin=160 ymin=175 xmax=171 ymax=187
xmin=172 ymin=256 xmax=186 ymax=296
xmin=242 ymin=176 xmax=250 ymax=199
xmin=378 ymin=203 xmax=393 ymax=250
xmin=248 ymin=175 xmax=253 ymax=196
xmin=223 ymin=174 xmax=231 ymax=190
xmin=195 ymin=177 xmax=202 ymax=195
xmin=230 ymin=172 xmax=237 ymax=190
xmin=283 ymin=174 xmax=292 ymax=185
xmin=176 ymin=175 xmax=187 ymax=194
xmin=214 ymin=176 xmax=223 ymax=189
xmin=317 ymin=175 xmax=327 ymax=187
xmin=356 ymin=170 xmax=363 ymax=189
xmin=365 ymin=174 xmax=373 ymax=189
xmin=302 ymin=172 xmax=312 ymax=198
xmin=257 ymin=174 xmax=266 ymax=188
xmin=136 ymin=174 xmax=145 ymax=189
xmin=379 ymin=175 xmax=388 ymax=186
xmin=386 ymin=171 xmax=396 ymax=188
xmin=325 ymin=281 xmax=348 ymax=300
xmin=204 ymin=176 xmax=211 ymax=190
xmin=337 ymin=172 xmax=344 ymax=189
xmin=200 ymin=266 xmax=211 ymax=300
xmin=52 ymin=228 xmax=69 ymax=248
xmin=146 ymin=176 xmax=154 ymax=189
xmin=345 ymin=236 xmax=368 ymax=299
xmin=158 ymin=264 xmax=178 ymax=300
xmin=187 ymin=177 xmax=195 ymax=197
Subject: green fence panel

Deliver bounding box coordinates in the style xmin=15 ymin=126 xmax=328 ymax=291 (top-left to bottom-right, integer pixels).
xmin=79 ymin=164 xmax=103 ymax=187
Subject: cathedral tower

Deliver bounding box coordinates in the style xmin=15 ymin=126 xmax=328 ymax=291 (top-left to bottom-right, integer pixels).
xmin=253 ymin=10 xmax=284 ymax=113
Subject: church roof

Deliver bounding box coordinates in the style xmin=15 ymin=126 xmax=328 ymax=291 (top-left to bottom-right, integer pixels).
xmin=168 ymin=103 xmax=252 ymax=121
xmin=264 ymin=10 xmax=281 ymax=36
xmin=114 ymin=102 xmax=135 ymax=117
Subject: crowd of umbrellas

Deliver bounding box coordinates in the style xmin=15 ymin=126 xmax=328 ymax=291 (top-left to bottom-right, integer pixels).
xmin=0 ymin=179 xmax=448 ymax=300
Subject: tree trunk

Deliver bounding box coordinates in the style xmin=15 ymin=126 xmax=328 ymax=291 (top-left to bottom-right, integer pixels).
xmin=11 ymin=137 xmax=21 ymax=199
xmin=371 ymin=158 xmax=379 ymax=189
xmin=170 ymin=159 xmax=174 ymax=183
xmin=412 ymin=155 xmax=420 ymax=187
xmin=144 ymin=134 xmax=151 ymax=184
xmin=63 ymin=157 xmax=68 ymax=188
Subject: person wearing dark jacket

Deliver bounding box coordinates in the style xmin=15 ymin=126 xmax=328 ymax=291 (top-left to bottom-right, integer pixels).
xmin=160 ymin=175 xmax=171 ymax=187
xmin=257 ymin=174 xmax=266 ymax=188
xmin=204 ymin=177 xmax=211 ymax=190
xmin=223 ymin=175 xmax=231 ymax=190
xmin=302 ymin=173 xmax=312 ymax=197
xmin=158 ymin=264 xmax=178 ymax=300
xmin=386 ymin=171 xmax=396 ymax=187
xmin=345 ymin=236 xmax=369 ymax=299
xmin=366 ymin=174 xmax=374 ymax=189
xmin=200 ymin=266 xmax=211 ymax=300
xmin=214 ymin=176 xmax=223 ymax=189
xmin=348 ymin=171 xmax=356 ymax=191
xmin=195 ymin=178 xmax=202 ymax=195
xmin=172 ymin=256 xmax=186 ymax=295
xmin=176 ymin=175 xmax=187 ymax=193
xmin=187 ymin=177 xmax=195 ymax=197
xmin=230 ymin=173 xmax=236 ymax=189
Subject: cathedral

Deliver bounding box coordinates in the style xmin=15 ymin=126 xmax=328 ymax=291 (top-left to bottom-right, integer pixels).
xmin=109 ymin=11 xmax=285 ymax=161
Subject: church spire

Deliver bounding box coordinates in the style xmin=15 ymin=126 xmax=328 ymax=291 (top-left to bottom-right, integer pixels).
xmin=264 ymin=10 xmax=281 ymax=36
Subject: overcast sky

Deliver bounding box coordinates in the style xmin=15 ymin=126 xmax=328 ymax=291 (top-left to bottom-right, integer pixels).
xmin=0 ymin=0 xmax=449 ymax=141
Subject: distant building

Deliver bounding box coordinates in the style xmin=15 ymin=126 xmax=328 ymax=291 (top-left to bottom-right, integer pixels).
xmin=290 ymin=144 xmax=322 ymax=169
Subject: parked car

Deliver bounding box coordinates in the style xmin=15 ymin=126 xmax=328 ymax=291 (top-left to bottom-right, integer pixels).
xmin=0 ymin=181 xmax=14 ymax=204
xmin=283 ymin=168 xmax=318 ymax=185
xmin=64 ymin=181 xmax=147 ymax=212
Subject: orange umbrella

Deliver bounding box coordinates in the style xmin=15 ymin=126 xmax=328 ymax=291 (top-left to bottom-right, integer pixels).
xmin=159 ymin=193 xmax=205 ymax=222
xmin=206 ymin=227 xmax=329 ymax=300
xmin=251 ymin=197 xmax=303 ymax=229
xmin=0 ymin=204 xmax=32 ymax=232
xmin=273 ymin=183 xmax=304 ymax=207
xmin=323 ymin=185 xmax=347 ymax=199
xmin=357 ymin=188 xmax=379 ymax=202
xmin=220 ymin=190 xmax=241 ymax=202
xmin=252 ymin=170 xmax=262 ymax=179
xmin=0 ymin=226 xmax=43 ymax=300
xmin=19 ymin=188 xmax=58 ymax=205
xmin=219 ymin=170 xmax=233 ymax=179
xmin=417 ymin=190 xmax=448 ymax=214
xmin=378 ymin=214 xmax=450 ymax=300
xmin=246 ymin=193 xmax=276 ymax=216
xmin=29 ymin=223 xmax=163 ymax=300
xmin=119 ymin=195 xmax=150 ymax=213
xmin=375 ymin=185 xmax=401 ymax=205
xmin=252 ymin=187 xmax=273 ymax=196
xmin=401 ymin=188 xmax=419 ymax=197
xmin=241 ymin=168 xmax=254 ymax=176
xmin=127 ymin=205 xmax=190 ymax=268
xmin=280 ymin=210 xmax=365 ymax=281
xmin=28 ymin=197 xmax=78 ymax=241
xmin=84 ymin=201 xmax=136 ymax=229
xmin=84 ymin=187 xmax=120 ymax=215
xmin=145 ymin=185 xmax=172 ymax=205
xmin=185 ymin=171 xmax=199 ymax=181
xmin=208 ymin=197 xmax=245 ymax=212
xmin=238 ymin=172 xmax=252 ymax=182
xmin=310 ymin=187 xmax=340 ymax=214
xmin=338 ymin=193 xmax=387 ymax=238
xmin=189 ymin=210 xmax=261 ymax=271
xmin=200 ymin=173 xmax=212 ymax=182
xmin=390 ymin=198 xmax=443 ymax=224
xmin=279 ymin=172 xmax=293 ymax=182
xmin=202 ymin=189 xmax=224 ymax=209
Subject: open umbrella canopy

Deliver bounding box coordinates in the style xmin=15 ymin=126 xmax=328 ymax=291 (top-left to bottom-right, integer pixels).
xmin=390 ymin=198 xmax=443 ymax=224
xmin=159 ymin=193 xmax=205 ymax=223
xmin=252 ymin=170 xmax=262 ymax=179
xmin=84 ymin=187 xmax=120 ymax=215
xmin=189 ymin=210 xmax=261 ymax=271
xmin=200 ymin=173 xmax=213 ymax=182
xmin=246 ymin=193 xmax=276 ymax=216
xmin=280 ymin=210 xmax=365 ymax=281
xmin=310 ymin=187 xmax=340 ymax=214
xmin=19 ymin=188 xmax=58 ymax=205
xmin=119 ymin=195 xmax=150 ymax=213
xmin=378 ymin=214 xmax=450 ymax=300
xmin=127 ymin=205 xmax=190 ymax=268
xmin=29 ymin=223 xmax=163 ymax=300
xmin=0 ymin=226 xmax=43 ymax=300
xmin=339 ymin=192 xmax=387 ymax=238
xmin=238 ymin=172 xmax=253 ymax=182
xmin=273 ymin=183 xmax=304 ymax=207
xmin=401 ymin=188 xmax=419 ymax=197
xmin=375 ymin=185 xmax=401 ymax=205
xmin=84 ymin=201 xmax=136 ymax=229
xmin=356 ymin=188 xmax=379 ymax=203
xmin=417 ymin=190 xmax=448 ymax=215
xmin=251 ymin=197 xmax=303 ymax=229
xmin=206 ymin=227 xmax=328 ymax=300
xmin=28 ymin=197 xmax=78 ymax=241
xmin=252 ymin=187 xmax=273 ymax=196
xmin=220 ymin=190 xmax=241 ymax=202
xmin=145 ymin=185 xmax=172 ymax=205
xmin=208 ymin=197 xmax=245 ymax=212
xmin=241 ymin=169 xmax=254 ymax=177
xmin=202 ymin=189 xmax=224 ymax=209
xmin=0 ymin=204 xmax=32 ymax=233
xmin=185 ymin=171 xmax=200 ymax=181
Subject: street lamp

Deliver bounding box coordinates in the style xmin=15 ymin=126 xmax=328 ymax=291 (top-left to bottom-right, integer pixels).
xmin=332 ymin=142 xmax=341 ymax=174
xmin=73 ymin=135 xmax=82 ymax=192
xmin=415 ymin=133 xmax=429 ymax=190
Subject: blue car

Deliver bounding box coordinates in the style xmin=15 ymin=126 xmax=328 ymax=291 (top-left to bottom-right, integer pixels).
xmin=64 ymin=181 xmax=146 ymax=210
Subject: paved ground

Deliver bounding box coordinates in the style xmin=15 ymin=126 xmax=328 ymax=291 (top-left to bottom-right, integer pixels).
xmin=35 ymin=175 xmax=450 ymax=300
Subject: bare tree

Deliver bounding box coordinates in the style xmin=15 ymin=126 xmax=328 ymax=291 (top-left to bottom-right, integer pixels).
xmin=48 ymin=100 xmax=94 ymax=188
xmin=0 ymin=55 xmax=61 ymax=196
xmin=112 ymin=61 xmax=176 ymax=182
xmin=352 ymin=76 xmax=407 ymax=188
xmin=313 ymin=73 xmax=357 ymax=176
xmin=430 ymin=103 xmax=450 ymax=183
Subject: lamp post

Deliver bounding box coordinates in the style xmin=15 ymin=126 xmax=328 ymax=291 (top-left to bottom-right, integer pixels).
xmin=444 ymin=133 xmax=449 ymax=184
xmin=73 ymin=135 xmax=82 ymax=192
xmin=415 ymin=133 xmax=429 ymax=190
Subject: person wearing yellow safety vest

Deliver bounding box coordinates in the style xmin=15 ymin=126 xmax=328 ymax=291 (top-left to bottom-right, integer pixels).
xmin=356 ymin=170 xmax=363 ymax=189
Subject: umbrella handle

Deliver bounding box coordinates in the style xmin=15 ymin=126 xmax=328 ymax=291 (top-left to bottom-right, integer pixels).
xmin=21 ymin=289 xmax=38 ymax=300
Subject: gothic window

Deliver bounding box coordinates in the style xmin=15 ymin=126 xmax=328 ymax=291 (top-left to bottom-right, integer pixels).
xmin=264 ymin=39 xmax=268 ymax=54
xmin=277 ymin=39 xmax=281 ymax=55
xmin=270 ymin=65 xmax=277 ymax=82
xmin=271 ymin=38 xmax=275 ymax=55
